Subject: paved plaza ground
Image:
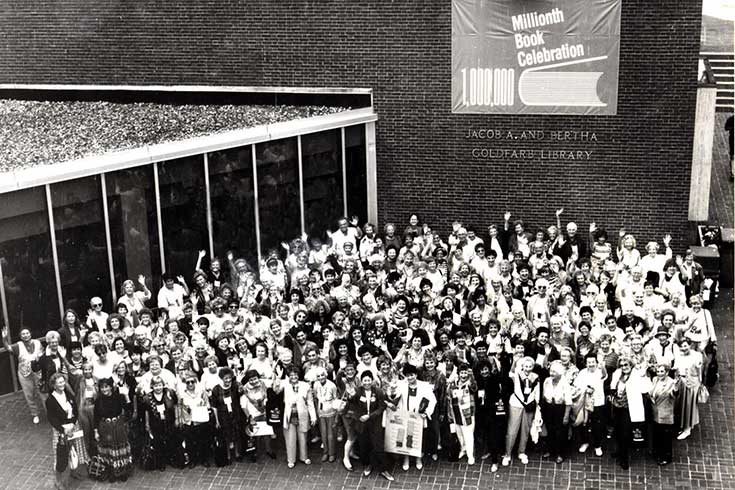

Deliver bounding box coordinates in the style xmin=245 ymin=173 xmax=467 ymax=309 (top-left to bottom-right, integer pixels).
xmin=0 ymin=289 xmax=732 ymax=490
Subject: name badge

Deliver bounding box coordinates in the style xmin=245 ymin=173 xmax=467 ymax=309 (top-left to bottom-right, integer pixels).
xmin=156 ymin=404 xmax=166 ymax=419
xmin=478 ymin=389 xmax=485 ymax=400
xmin=118 ymin=386 xmax=129 ymax=396
xmin=224 ymin=396 xmax=232 ymax=413
xmin=359 ymin=396 xmax=367 ymax=402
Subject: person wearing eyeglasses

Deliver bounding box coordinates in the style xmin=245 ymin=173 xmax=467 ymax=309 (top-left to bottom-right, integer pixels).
xmin=86 ymin=297 xmax=109 ymax=334
xmin=178 ymin=371 xmax=211 ymax=468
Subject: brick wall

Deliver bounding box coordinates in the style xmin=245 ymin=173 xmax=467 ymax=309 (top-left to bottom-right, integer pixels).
xmin=0 ymin=0 xmax=702 ymax=250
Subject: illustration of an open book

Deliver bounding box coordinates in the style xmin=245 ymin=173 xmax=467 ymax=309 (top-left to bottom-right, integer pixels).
xmin=518 ymin=55 xmax=608 ymax=106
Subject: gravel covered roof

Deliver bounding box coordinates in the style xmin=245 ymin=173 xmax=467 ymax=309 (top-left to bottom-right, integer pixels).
xmin=0 ymin=99 xmax=348 ymax=172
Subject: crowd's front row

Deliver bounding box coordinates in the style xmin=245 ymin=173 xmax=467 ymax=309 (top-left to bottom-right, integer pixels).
xmin=11 ymin=308 xmax=715 ymax=490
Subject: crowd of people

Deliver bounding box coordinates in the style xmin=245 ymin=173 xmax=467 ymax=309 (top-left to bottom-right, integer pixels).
xmin=2 ymin=210 xmax=721 ymax=489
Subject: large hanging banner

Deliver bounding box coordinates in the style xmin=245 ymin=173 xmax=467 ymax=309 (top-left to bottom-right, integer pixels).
xmin=452 ymin=0 xmax=621 ymax=115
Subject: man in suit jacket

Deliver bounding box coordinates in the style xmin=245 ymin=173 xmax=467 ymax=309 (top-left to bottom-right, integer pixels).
xmin=347 ymin=371 xmax=394 ymax=481
xmin=393 ymin=364 xmax=437 ymax=471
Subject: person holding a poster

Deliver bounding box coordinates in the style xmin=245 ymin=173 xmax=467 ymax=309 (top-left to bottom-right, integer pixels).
xmin=347 ymin=370 xmax=394 ymax=481
xmin=240 ymin=369 xmax=274 ymax=462
xmin=393 ymin=364 xmax=437 ymax=471
xmin=447 ymin=363 xmax=478 ymax=465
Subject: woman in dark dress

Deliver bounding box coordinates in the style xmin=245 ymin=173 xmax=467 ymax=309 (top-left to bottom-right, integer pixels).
xmin=347 ymin=370 xmax=394 ymax=481
xmin=94 ymin=378 xmax=133 ymax=481
xmin=211 ymin=368 xmax=243 ymax=463
xmin=143 ymin=376 xmax=177 ymax=470
xmin=475 ymin=358 xmax=508 ymax=473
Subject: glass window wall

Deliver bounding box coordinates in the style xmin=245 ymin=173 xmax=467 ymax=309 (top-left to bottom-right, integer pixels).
xmin=256 ymin=137 xmax=301 ymax=255
xmin=158 ymin=156 xmax=209 ymax=279
xmin=209 ymin=146 xmax=258 ymax=272
xmin=0 ymin=187 xmax=59 ymax=340
xmin=51 ymin=176 xmax=113 ymax=315
xmin=344 ymin=125 xmax=368 ymax=222
xmin=105 ymin=165 xmax=163 ymax=297
xmin=302 ymin=129 xmax=344 ymax=241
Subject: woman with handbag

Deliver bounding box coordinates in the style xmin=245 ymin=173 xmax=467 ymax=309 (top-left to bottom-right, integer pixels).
xmin=275 ymin=365 xmax=317 ymax=468
xmin=673 ymin=338 xmax=704 ymax=440
xmin=573 ymin=354 xmax=607 ymax=457
xmin=178 ymin=371 xmax=212 ymax=467
xmin=502 ymin=356 xmax=539 ymax=467
xmin=682 ymin=295 xmax=717 ymax=382
xmin=93 ymin=377 xmax=133 ymax=481
xmin=608 ymin=356 xmax=652 ymax=469
xmin=46 ymin=372 xmax=89 ymax=490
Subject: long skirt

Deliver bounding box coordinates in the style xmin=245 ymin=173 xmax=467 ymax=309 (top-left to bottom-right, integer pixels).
xmin=678 ymin=385 xmax=700 ymax=430
xmin=98 ymin=416 xmax=133 ymax=478
xmin=52 ymin=422 xmax=90 ymax=472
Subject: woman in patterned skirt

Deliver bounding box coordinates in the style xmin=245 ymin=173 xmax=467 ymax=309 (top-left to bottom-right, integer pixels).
xmin=94 ymin=377 xmax=133 ymax=481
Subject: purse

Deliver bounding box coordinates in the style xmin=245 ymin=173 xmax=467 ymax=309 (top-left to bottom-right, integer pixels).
xmin=141 ymin=435 xmax=158 ymax=471
xmin=55 ymin=435 xmax=69 ymax=473
xmin=706 ymin=355 xmax=719 ymax=388
xmin=87 ymin=455 xmax=109 ymax=481
xmin=697 ymin=385 xmax=710 ymax=404
xmin=68 ymin=445 xmax=79 ymax=471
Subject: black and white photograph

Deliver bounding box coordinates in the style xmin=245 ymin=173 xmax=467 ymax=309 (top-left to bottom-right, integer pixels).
xmin=0 ymin=1 xmax=733 ymax=489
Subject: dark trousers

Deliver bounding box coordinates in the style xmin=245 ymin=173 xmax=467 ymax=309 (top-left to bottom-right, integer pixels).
xmin=652 ymin=422 xmax=673 ymax=462
xmin=613 ymin=406 xmax=632 ymax=466
xmin=543 ymin=403 xmax=567 ymax=458
xmin=582 ymin=406 xmax=605 ymax=448
xmin=477 ymin=412 xmax=506 ymax=463
xmin=184 ymin=422 xmax=211 ymax=466
xmin=358 ymin=422 xmax=389 ymax=472
xmin=424 ymin=413 xmax=441 ymax=456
